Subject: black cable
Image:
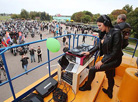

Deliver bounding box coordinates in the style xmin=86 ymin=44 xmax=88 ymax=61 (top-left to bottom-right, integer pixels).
xmin=60 ymin=80 xmax=76 ymax=102
xmin=53 ymin=87 xmax=67 ymax=102
xmin=48 ymin=97 xmax=53 ymax=102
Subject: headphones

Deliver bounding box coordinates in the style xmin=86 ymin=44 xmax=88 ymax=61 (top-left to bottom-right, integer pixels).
xmin=101 ymin=15 xmax=110 ymax=26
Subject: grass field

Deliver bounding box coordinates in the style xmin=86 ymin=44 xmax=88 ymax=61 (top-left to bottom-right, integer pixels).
xmin=123 ymin=46 xmax=138 ymax=57
xmin=129 ymin=39 xmax=138 ymax=45
xmin=0 ymin=16 xmax=11 ymax=21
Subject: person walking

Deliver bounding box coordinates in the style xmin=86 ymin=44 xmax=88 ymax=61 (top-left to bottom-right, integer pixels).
xmin=20 ymin=55 xmax=29 ymax=73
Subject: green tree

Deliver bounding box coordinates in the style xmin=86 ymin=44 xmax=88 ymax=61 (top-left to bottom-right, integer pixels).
xmin=40 ymin=12 xmax=46 ymax=20
xmin=30 ymin=11 xmax=38 ymax=19
xmin=127 ymin=7 xmax=138 ymax=38
xmin=108 ymin=14 xmax=115 ymax=22
xmin=46 ymin=13 xmax=50 ymax=21
xmin=20 ymin=9 xmax=29 ymax=19
xmin=81 ymin=15 xmax=91 ymax=23
xmin=122 ymin=4 xmax=133 ymax=14
xmin=75 ymin=12 xmax=85 ymax=22
xmin=111 ymin=9 xmax=127 ymax=20
xmin=11 ymin=14 xmax=19 ymax=19
xmin=83 ymin=11 xmax=93 ymax=17
xmin=71 ymin=13 xmax=77 ymax=21
xmin=49 ymin=15 xmax=52 ymax=21
xmin=36 ymin=12 xmax=41 ymax=17
xmin=92 ymin=13 xmax=100 ymax=22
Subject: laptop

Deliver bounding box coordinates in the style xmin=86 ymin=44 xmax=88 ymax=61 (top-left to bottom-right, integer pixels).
xmin=58 ymin=55 xmax=79 ymax=73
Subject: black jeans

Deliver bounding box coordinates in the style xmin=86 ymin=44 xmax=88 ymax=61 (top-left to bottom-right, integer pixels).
xmin=86 ymin=57 xmax=122 ymax=92
xmin=38 ymin=54 xmax=42 ymax=62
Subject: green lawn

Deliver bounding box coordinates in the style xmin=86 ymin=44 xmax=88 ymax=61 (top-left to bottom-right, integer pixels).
xmin=128 ymin=39 xmax=137 ymax=45
xmin=123 ymin=46 xmax=138 ymax=57
xmin=0 ymin=16 xmax=11 ymax=21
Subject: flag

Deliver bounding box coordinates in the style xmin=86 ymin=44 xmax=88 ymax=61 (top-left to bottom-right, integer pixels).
xmin=6 ymin=36 xmax=12 ymax=44
xmin=19 ymin=32 xmax=23 ymax=43
xmin=1 ymin=37 xmax=7 ymax=47
xmin=19 ymin=32 xmax=22 ymax=37
xmin=6 ymin=31 xmax=9 ymax=38
xmin=6 ymin=32 xmax=12 ymax=44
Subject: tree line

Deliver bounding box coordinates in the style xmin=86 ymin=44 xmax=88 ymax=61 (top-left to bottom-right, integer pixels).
xmin=71 ymin=4 xmax=138 ymax=39
xmin=11 ymin=9 xmax=52 ymax=21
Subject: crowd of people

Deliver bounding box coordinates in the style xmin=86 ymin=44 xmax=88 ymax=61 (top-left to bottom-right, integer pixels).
xmin=0 ymin=19 xmax=95 ymax=83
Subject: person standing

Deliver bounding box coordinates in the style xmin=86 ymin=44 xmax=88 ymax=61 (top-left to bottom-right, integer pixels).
xmin=82 ymin=31 xmax=87 ymax=43
xmin=63 ymin=36 xmax=66 ymax=46
xmin=63 ymin=43 xmax=69 ymax=53
xmin=19 ymin=47 xmax=25 ymax=56
xmin=0 ymin=60 xmax=7 ymax=83
xmin=114 ymin=14 xmax=131 ymax=49
xmin=20 ymin=55 xmax=29 ymax=73
xmin=40 ymin=33 xmax=42 ymax=40
xmin=29 ymin=47 xmax=36 ymax=63
xmin=37 ymin=46 xmax=42 ymax=63
xmin=82 ymin=28 xmax=85 ymax=43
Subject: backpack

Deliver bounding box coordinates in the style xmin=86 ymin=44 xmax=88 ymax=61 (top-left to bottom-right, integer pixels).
xmin=117 ymin=22 xmax=131 ymax=49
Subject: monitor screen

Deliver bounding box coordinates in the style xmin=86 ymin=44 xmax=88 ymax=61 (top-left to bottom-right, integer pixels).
xmin=58 ymin=55 xmax=69 ymax=69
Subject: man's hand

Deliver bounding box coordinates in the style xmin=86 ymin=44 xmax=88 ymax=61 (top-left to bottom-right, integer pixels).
xmin=81 ymin=52 xmax=90 ymax=56
xmin=95 ymin=61 xmax=103 ymax=69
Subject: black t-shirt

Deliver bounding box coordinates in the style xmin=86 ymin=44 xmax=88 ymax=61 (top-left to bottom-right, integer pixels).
xmin=21 ymin=57 xmax=29 ymax=65
xmin=19 ymin=50 xmax=24 ymax=55
xmin=63 ymin=47 xmax=69 ymax=53
xmin=37 ymin=49 xmax=41 ymax=55
xmin=29 ymin=49 xmax=36 ymax=55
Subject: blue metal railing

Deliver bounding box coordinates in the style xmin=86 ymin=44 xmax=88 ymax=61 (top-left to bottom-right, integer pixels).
xmin=1 ymin=34 xmax=137 ymax=102
xmin=0 ymin=34 xmax=99 ymax=102
xmin=123 ymin=37 xmax=138 ymax=58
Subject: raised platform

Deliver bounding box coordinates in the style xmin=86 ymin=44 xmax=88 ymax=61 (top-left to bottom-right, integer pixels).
xmin=5 ymin=69 xmax=105 ymax=102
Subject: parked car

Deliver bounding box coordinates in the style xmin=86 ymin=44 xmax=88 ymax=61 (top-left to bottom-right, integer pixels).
xmin=91 ymin=26 xmax=100 ymax=32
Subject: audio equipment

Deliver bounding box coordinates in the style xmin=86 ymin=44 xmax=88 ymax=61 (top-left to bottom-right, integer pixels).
xmin=66 ymin=44 xmax=94 ymax=65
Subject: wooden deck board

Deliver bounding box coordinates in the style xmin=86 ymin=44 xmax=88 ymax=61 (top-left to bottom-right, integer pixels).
xmin=43 ymin=72 xmax=105 ymax=102
xmin=5 ymin=69 xmax=105 ymax=102
xmin=95 ymin=75 xmax=123 ymax=102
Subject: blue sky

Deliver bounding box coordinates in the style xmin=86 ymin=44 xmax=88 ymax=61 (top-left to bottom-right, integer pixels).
xmin=0 ymin=0 xmax=137 ymax=15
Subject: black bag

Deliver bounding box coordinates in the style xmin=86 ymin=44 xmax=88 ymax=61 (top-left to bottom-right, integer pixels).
xmin=20 ymin=93 xmax=44 ymax=102
xmin=117 ymin=22 xmax=131 ymax=49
